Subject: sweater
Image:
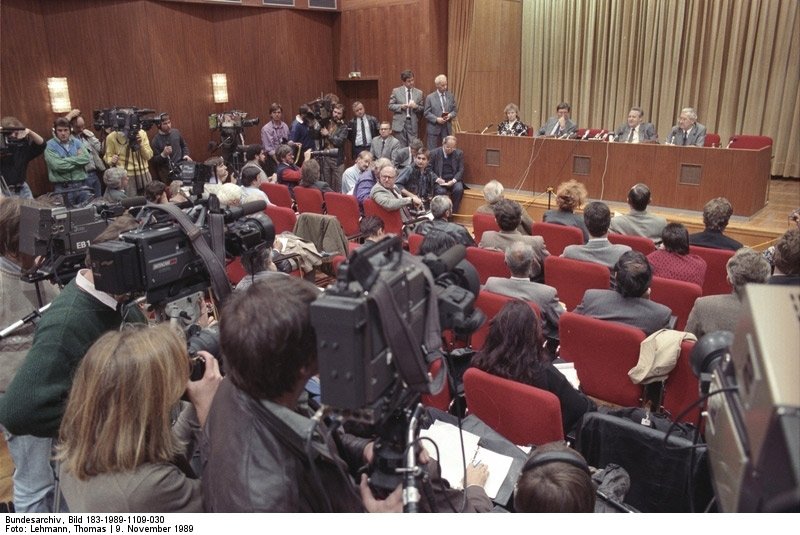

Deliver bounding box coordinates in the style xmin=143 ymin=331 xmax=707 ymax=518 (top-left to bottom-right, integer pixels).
xmin=0 ymin=280 xmax=145 ymax=437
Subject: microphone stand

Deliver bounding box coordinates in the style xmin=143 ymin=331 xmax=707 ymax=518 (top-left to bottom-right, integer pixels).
xmin=0 ymin=304 xmax=51 ymax=340
xmin=400 ymin=403 xmax=425 ymax=513
xmin=545 ymin=186 xmax=554 ymax=210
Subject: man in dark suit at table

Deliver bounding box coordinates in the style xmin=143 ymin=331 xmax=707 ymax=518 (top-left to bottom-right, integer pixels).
xmin=428 ymin=135 xmax=465 ymax=213
xmin=536 ymin=102 xmax=578 ymax=138
xmin=665 ymin=107 xmax=707 ymax=147
xmin=423 ymin=74 xmax=458 ymax=150
xmin=389 ymin=69 xmax=424 ymax=147
xmin=347 ymin=101 xmax=379 ymax=159
xmin=613 ymin=107 xmax=658 ymax=143
xmin=575 ymin=251 xmax=673 ymax=335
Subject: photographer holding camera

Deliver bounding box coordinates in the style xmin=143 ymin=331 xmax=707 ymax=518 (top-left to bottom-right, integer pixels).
xmin=103 ymin=112 xmax=154 ymax=197
xmin=318 ymin=102 xmax=348 ymax=192
xmin=150 ymin=113 xmax=192 ymax=183
xmin=203 ymin=277 xmax=491 ymax=512
xmin=0 ymin=116 xmax=45 ymax=199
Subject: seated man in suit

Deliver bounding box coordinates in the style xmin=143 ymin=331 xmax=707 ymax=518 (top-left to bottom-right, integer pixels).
xmin=480 ymin=199 xmax=548 ymax=272
xmin=688 ymin=197 xmax=743 ymax=251
xmin=575 ymin=251 xmax=673 ymax=335
xmin=613 ymin=107 xmax=657 ymax=143
xmin=369 ymin=164 xmax=423 ymax=219
xmin=428 ymin=136 xmax=465 ymax=213
xmin=562 ymin=201 xmax=631 ymax=269
xmin=536 ymin=102 xmax=578 ymax=138
xmin=665 ymin=107 xmax=707 ymax=147
xmin=370 ymin=122 xmax=401 ymax=162
xmin=476 ymin=180 xmax=534 ymax=235
xmin=483 ymin=241 xmax=565 ymax=341
xmin=414 ymin=195 xmax=475 ymax=247
xmin=609 ymin=183 xmax=667 ymax=242
xmin=354 ymin=157 xmax=392 ymax=210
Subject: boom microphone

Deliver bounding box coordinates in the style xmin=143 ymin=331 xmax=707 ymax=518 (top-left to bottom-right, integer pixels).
xmin=222 ymin=200 xmax=267 ymax=223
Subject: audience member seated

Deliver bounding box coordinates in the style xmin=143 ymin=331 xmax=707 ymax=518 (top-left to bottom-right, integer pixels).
xmin=394 ymin=138 xmax=425 ymax=177
xmin=471 ymin=300 xmax=595 ymax=434
xmin=418 ymin=230 xmax=458 ymax=256
xmin=763 ymin=208 xmax=799 ymax=268
xmin=395 ymin=147 xmax=437 ymax=210
xmin=685 ymin=248 xmax=771 ymax=337
xmin=513 ymin=442 xmax=596 ymax=513
xmin=428 ymin=135 xmax=465 ymax=213
xmin=608 ymin=183 xmax=667 ymax=242
xmin=479 ymin=199 xmax=547 ymax=268
xmin=476 ymin=180 xmax=533 ymax=235
xmin=202 ymin=278 xmax=492 ymax=512
xmin=57 ymin=324 xmax=221 ymax=512
xmin=214 ymin=182 xmax=245 ymax=208
xmin=369 ymin=164 xmax=422 ymax=218
xmin=242 ymin=144 xmax=272 ymax=185
xmin=342 ymin=151 xmax=373 ymax=194
xmin=275 ymin=145 xmax=313 ymax=189
xmin=235 ymin=225 xmax=289 ymax=292
xmin=414 ymin=195 xmax=475 ymax=247
xmin=167 ymin=180 xmax=190 ymax=205
xmin=101 ymin=167 xmax=128 ymax=203
xmin=144 ymin=181 xmax=168 ymax=204
xmin=240 ymin=167 xmax=270 ymax=204
xmin=768 ymin=228 xmax=800 ymax=285
xmin=646 ymin=223 xmax=707 ymax=287
xmin=483 ymin=241 xmax=564 ymax=341
xmin=354 ymin=157 xmax=392 ymax=209
xmin=297 ymin=159 xmax=333 ymax=194
xmin=543 ymin=179 xmax=589 ymax=242
xmin=497 ymin=103 xmax=529 ymax=136
xmin=688 ymin=197 xmax=743 ymax=251
xmin=207 ymin=157 xmax=232 ymax=185
xmin=359 ymin=215 xmax=385 ymax=244
xmin=575 ymin=251 xmax=672 ymax=335
xmin=562 ymin=201 xmax=631 ymax=269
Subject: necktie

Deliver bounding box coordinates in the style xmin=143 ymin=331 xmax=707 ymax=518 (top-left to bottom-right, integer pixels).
xmin=381 ymin=139 xmax=385 ymax=156
xmin=360 ymin=118 xmax=366 ymax=146
xmin=627 ymin=127 xmax=635 ymax=143
xmin=406 ymin=89 xmax=411 ymax=118
xmin=682 ymin=130 xmax=688 ymax=145
xmin=440 ymin=92 xmax=447 ymax=113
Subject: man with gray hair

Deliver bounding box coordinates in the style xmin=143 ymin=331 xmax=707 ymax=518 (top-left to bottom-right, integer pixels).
xmin=423 ymin=74 xmax=458 ymax=149
xmin=101 ymin=167 xmax=128 ymax=202
xmin=475 ymin=180 xmax=533 ymax=235
xmin=613 ymin=107 xmax=657 ymax=143
xmin=413 ymin=195 xmax=475 ymax=247
xmin=609 ymin=183 xmax=667 ymax=242
xmin=483 ymin=241 xmax=565 ymax=340
xmin=685 ymin=247 xmax=771 ymax=337
xmin=689 ymin=197 xmax=743 ymax=251
xmin=665 ymin=107 xmax=707 ymax=146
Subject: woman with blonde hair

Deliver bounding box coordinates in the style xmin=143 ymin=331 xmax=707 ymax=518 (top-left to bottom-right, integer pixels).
xmin=57 ymin=324 xmax=221 ymax=512
xmin=497 ymin=103 xmax=529 ymax=136
xmin=543 ymin=179 xmax=589 ymax=242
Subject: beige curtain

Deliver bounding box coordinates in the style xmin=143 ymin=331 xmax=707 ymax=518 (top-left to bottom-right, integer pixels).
xmin=521 ymin=0 xmax=800 ymax=177
xmin=448 ymin=0 xmax=476 ymax=133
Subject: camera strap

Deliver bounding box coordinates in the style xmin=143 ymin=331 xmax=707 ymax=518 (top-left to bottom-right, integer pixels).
xmin=145 ymin=202 xmax=232 ymax=304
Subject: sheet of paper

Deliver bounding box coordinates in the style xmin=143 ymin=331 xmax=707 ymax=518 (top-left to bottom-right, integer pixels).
xmin=474 ymin=446 xmax=514 ymax=498
xmin=554 ymin=361 xmax=581 ymax=389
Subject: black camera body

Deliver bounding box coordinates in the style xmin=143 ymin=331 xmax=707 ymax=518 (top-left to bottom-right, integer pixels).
xmin=0 ymin=126 xmax=26 ymax=157
xmin=93 ymin=107 xmax=160 ymax=150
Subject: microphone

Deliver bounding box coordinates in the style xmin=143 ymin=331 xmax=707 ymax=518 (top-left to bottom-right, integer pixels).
xmin=592 ymin=130 xmax=604 ymax=140
xmin=581 ymin=130 xmax=591 ymax=140
xmin=606 ymin=132 xmax=615 ymax=142
xmin=480 ymin=123 xmax=494 ymax=134
xmin=726 ymin=137 xmax=736 ymax=149
xmin=558 ymin=132 xmax=571 ymax=140
xmin=223 ymin=200 xmax=267 ymax=222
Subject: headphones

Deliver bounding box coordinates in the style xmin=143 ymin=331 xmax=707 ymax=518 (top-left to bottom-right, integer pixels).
xmin=521 ymin=450 xmax=590 ymax=475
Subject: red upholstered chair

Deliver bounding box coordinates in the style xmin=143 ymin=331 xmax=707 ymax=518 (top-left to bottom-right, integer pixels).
xmin=260 ymin=182 xmax=294 ymax=209
xmin=226 ymin=257 xmax=247 ymax=285
xmin=463 ymin=367 xmax=564 ymax=445
xmin=465 ymin=247 xmax=510 ymax=285
xmin=727 ymin=135 xmax=773 ymax=150
xmin=293 ymin=186 xmax=324 ymax=214
xmin=472 ymin=212 xmax=500 ymax=244
xmin=420 ymin=358 xmax=452 ymax=412
xmin=471 ymin=290 xmax=541 ymax=351
xmin=608 ymin=232 xmax=656 ymax=256
xmin=662 ymin=340 xmax=701 ymax=424
xmin=543 ymin=255 xmax=610 ymax=311
xmin=363 ymin=198 xmax=405 ymax=236
xmin=531 ymin=221 xmax=584 ymax=256
xmin=325 ymin=192 xmax=362 ymax=238
xmin=649 ymin=276 xmax=702 ymax=331
xmin=558 ymin=312 xmax=646 ymax=407
xmin=265 ymin=205 xmax=297 ymax=234
xmin=407 ymin=232 xmax=424 ymax=255
xmin=688 ymin=245 xmax=734 ymax=296
xmin=704 ymin=133 xmax=721 ymax=148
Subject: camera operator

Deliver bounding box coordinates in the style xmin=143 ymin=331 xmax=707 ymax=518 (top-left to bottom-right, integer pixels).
xmin=103 ymin=115 xmax=154 ymax=197
xmin=0 ymin=196 xmax=60 ymax=512
xmin=318 ymin=102 xmax=348 ymax=192
xmin=0 ymin=116 xmax=46 ymax=199
xmin=150 ymin=113 xmax=192 ymax=182
xmin=44 ymin=118 xmax=92 ymax=207
xmin=65 ymin=110 xmax=105 ymax=198
xmin=202 ymin=277 xmax=491 ymax=512
xmin=0 ymin=215 xmax=145 ymax=512
xmin=233 ymin=234 xmax=288 ymax=293
xmin=289 ymin=105 xmax=317 ymax=161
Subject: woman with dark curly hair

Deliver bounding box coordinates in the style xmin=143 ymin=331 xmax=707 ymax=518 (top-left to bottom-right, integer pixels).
xmin=542 ymin=179 xmax=589 ymax=242
xmin=471 ymin=300 xmax=595 ymax=434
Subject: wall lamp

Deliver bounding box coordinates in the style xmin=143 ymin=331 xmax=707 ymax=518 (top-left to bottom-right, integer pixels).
xmin=47 ymin=77 xmax=71 ymax=113
xmin=212 ymin=73 xmax=229 ymax=104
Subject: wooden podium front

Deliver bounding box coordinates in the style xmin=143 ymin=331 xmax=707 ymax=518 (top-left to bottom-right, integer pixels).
xmin=457 ymin=133 xmax=771 ymax=217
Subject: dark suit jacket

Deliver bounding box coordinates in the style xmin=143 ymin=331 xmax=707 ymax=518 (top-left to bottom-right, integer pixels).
xmin=613 ymin=123 xmax=658 ymax=142
xmin=428 ymin=147 xmax=464 ymax=182
xmin=347 ymin=115 xmax=379 ymax=156
xmin=537 ymin=117 xmax=578 ymax=137
xmin=423 ymin=90 xmax=458 ymax=136
xmin=665 ymin=122 xmax=707 ymax=147
xmin=688 ymin=229 xmax=743 ymax=251
xmin=574 ymin=289 xmax=672 ymax=335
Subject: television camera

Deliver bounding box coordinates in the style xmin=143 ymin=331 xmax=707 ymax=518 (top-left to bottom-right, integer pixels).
xmin=92 ymin=107 xmax=162 ymax=150
xmin=0 ymin=125 xmax=27 ymax=157
xmin=207 ymin=110 xmax=260 ymax=170
xmin=310 ymin=236 xmax=484 ymax=511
